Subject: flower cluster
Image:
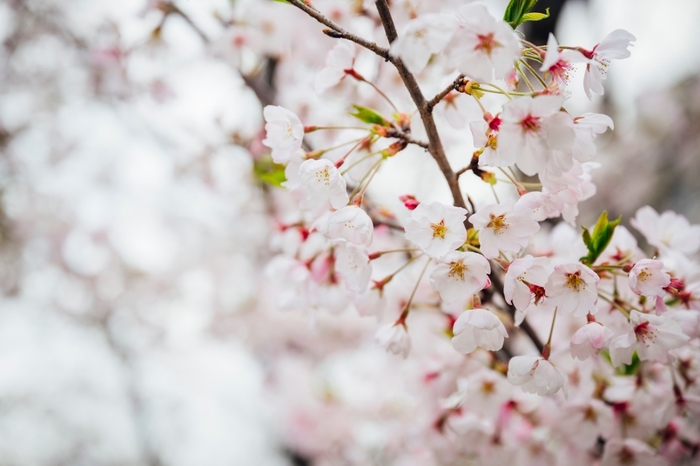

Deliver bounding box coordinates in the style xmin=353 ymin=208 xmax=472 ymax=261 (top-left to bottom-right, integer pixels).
xmin=253 ymin=0 xmax=699 ymax=464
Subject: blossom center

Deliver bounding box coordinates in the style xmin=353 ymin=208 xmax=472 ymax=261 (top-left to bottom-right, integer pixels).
xmin=487 ymin=214 xmax=508 ymax=234
xmin=430 ymin=220 xmax=448 ymax=239
xmin=520 ymin=115 xmax=541 ymax=132
xmin=634 ymin=321 xmax=657 ymax=345
xmin=474 ymin=33 xmax=500 ymax=55
xmin=315 ymin=167 xmax=331 ymax=185
xmin=564 ymin=271 xmax=585 ymax=292
xmin=637 ymin=267 xmax=651 ymax=282
xmin=548 ymin=59 xmax=574 ymax=83
xmin=448 ymin=261 xmax=467 ymax=280
xmin=282 ymin=121 xmax=294 ymax=139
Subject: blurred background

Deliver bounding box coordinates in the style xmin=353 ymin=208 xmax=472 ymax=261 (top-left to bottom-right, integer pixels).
xmin=0 ymin=0 xmax=698 ymax=464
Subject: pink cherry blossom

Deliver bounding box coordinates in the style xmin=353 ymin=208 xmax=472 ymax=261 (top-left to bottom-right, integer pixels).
xmin=404 ymin=201 xmax=467 ymax=259
xmin=504 ymin=255 xmax=550 ymax=326
xmin=601 ymin=438 xmax=664 ymax=466
xmin=582 ymin=29 xmax=636 ymax=99
xmin=507 ymin=355 xmax=567 ymax=397
xmin=629 ymin=259 xmax=671 ymax=298
xmin=570 ymin=322 xmax=613 ymax=360
xmin=631 ymin=205 xmax=700 ymax=255
xmin=469 ymin=200 xmax=540 ymax=259
xmin=540 ymin=33 xmax=587 ymax=85
xmin=609 ymin=310 xmax=690 ymax=366
xmin=447 ymin=4 xmax=521 ymax=82
xmin=451 ymin=309 xmax=508 ymax=354
xmin=545 ymin=263 xmax=600 ymax=316
xmin=429 ymin=251 xmax=491 ymax=302
xmin=498 ymin=95 xmax=575 ymax=176
xmin=390 ymin=14 xmax=458 ymax=74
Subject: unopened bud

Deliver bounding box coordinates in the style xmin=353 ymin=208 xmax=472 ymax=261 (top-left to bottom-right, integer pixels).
xmin=399 ymin=194 xmax=419 ymax=210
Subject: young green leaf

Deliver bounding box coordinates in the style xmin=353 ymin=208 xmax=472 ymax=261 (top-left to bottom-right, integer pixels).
xmin=580 ymin=211 xmax=622 ymax=265
xmin=253 ymin=156 xmax=287 ymax=188
xmin=520 ymin=8 xmax=550 ymax=24
xmin=349 ymin=105 xmax=391 ymax=127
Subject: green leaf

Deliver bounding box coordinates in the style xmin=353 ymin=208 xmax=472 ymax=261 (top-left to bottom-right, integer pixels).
xmin=580 ymin=211 xmax=622 ymax=265
xmin=600 ymin=349 xmax=642 ymax=375
xmin=520 ymin=8 xmax=550 ymax=23
xmin=503 ymin=0 xmax=539 ymax=27
xmin=349 ymin=105 xmax=390 ymax=127
xmin=253 ymin=156 xmax=286 ymax=188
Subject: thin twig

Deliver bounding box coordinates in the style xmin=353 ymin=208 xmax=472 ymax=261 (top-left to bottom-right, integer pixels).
xmin=427 ymin=75 xmax=465 ymax=111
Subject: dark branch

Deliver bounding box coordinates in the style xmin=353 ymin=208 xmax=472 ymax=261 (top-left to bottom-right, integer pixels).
xmin=427 ymin=74 xmax=465 ymax=111
xmin=285 ymin=0 xmax=391 ymax=60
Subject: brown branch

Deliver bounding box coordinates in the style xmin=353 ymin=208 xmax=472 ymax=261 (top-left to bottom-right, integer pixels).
xmin=285 ymin=0 xmax=391 ymax=60
xmin=373 ymin=0 xmax=468 ymax=215
xmin=427 ymin=74 xmax=465 ymax=111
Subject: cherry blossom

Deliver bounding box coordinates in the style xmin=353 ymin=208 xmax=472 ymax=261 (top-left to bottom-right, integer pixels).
xmin=321 ymin=205 xmax=374 ymax=246
xmin=504 ymin=255 xmax=550 ymax=325
xmin=469 ymin=200 xmax=540 ymax=259
xmin=582 ymin=29 xmax=636 ymax=99
xmin=609 ymin=310 xmax=690 ymax=366
xmin=601 ymin=438 xmax=664 ymax=466
xmin=390 ymin=14 xmax=458 ymax=74
xmin=545 ymin=263 xmax=600 ymax=316
xmin=334 ymin=243 xmax=371 ymax=292
xmin=631 ymin=206 xmax=700 ymax=255
xmin=498 ymin=95 xmax=575 ymax=176
xmin=375 ymin=323 xmax=411 ymax=358
xmin=570 ymin=322 xmax=613 ymax=360
xmin=447 ymin=4 xmax=521 ymax=82
xmin=429 ymin=251 xmax=491 ymax=302
xmin=451 ymin=309 xmax=508 ymax=354
xmin=262 ymin=105 xmax=305 ymax=163
xmin=295 ymin=159 xmax=349 ymax=211
xmin=629 ymin=259 xmax=671 ymax=298
xmin=507 ymin=355 xmax=567 ymax=397
xmin=314 ymin=40 xmax=355 ymax=94
xmin=404 ymin=201 xmax=467 ymax=259
xmin=540 ymin=33 xmax=587 ymax=85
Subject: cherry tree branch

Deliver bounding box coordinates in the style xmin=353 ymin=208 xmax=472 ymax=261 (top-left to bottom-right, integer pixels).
xmin=285 ymin=0 xmax=391 ymax=60
xmin=373 ymin=0 xmax=468 ymax=214
xmin=426 ymin=74 xmax=466 ymax=111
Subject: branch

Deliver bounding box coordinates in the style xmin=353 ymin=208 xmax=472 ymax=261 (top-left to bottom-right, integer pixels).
xmin=373 ymin=0 xmax=468 ymax=215
xmin=427 ymin=74 xmax=465 ymax=111
xmin=285 ymin=0 xmax=391 ymax=60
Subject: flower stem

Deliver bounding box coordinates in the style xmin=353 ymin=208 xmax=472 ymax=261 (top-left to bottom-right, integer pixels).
xmin=396 ymin=257 xmax=432 ymax=325
xmin=542 ymin=306 xmax=558 ymax=359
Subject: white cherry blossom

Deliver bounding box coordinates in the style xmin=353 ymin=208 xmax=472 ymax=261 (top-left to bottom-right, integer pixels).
xmin=321 ymin=205 xmax=373 ymax=247
xmin=570 ymin=322 xmax=613 ymax=360
xmin=609 ymin=310 xmax=690 ymax=366
xmin=469 ymin=200 xmax=540 ymax=259
xmin=314 ymin=40 xmax=355 ymax=94
xmin=404 ymin=201 xmax=467 ymax=259
xmin=507 ymin=355 xmax=567 ymax=397
xmin=582 ymin=30 xmax=636 ymax=99
xmin=503 ymin=255 xmax=550 ymax=325
xmin=451 ymin=309 xmax=508 ymax=354
xmin=447 ymin=4 xmax=521 ymax=82
xmin=262 ymin=105 xmax=304 ymax=163
xmin=295 ymin=159 xmax=349 ymax=211
xmin=558 ymin=400 xmax=614 ymax=449
xmin=540 ymin=33 xmax=587 ymax=85
xmin=334 ymin=242 xmax=371 ymax=293
xmin=631 ymin=205 xmax=700 ymax=255
xmin=545 ymin=262 xmax=600 ymax=316
xmin=498 ymin=95 xmax=575 ymax=176
xmin=375 ymin=323 xmax=411 ymax=358
xmin=629 ymin=259 xmax=671 ymax=298
xmin=390 ymin=14 xmax=458 ymax=74
xmin=429 ymin=251 xmax=491 ymax=303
